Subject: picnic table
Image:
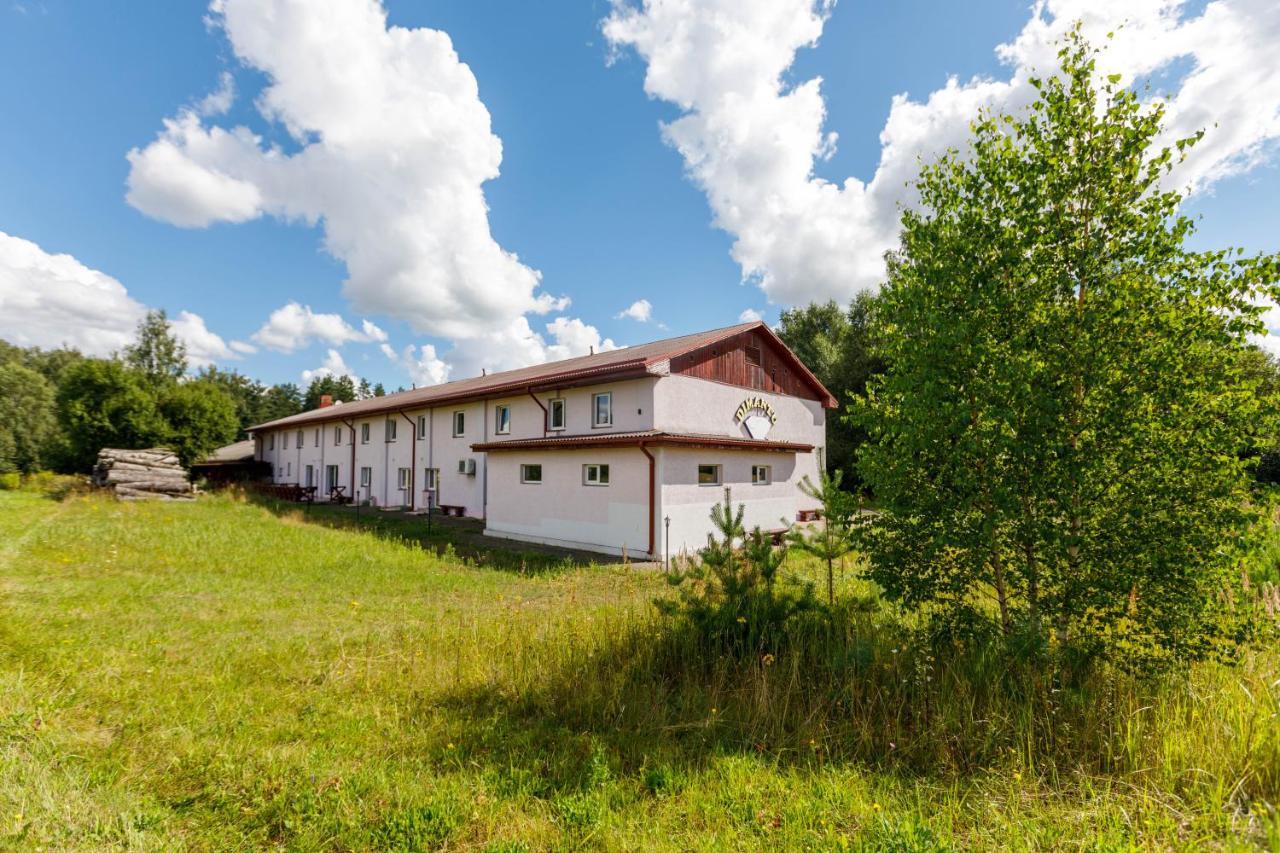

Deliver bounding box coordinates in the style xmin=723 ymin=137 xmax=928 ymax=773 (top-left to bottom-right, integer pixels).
xmin=328 ymin=485 xmax=350 ymax=505
xmin=299 ymin=486 xmax=317 ymax=503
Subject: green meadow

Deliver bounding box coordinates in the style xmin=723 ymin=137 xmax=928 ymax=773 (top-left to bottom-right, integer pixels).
xmin=1 ymin=489 xmax=1276 ymax=850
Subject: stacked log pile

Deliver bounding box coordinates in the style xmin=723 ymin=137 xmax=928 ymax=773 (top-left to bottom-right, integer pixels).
xmin=92 ymin=448 xmax=195 ymax=501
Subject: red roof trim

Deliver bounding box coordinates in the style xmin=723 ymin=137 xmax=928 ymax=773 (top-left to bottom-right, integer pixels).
xmin=471 ymin=430 xmax=813 ymax=454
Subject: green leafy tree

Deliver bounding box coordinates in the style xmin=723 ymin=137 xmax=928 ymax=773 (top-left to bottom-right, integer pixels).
xmin=260 ymin=383 xmax=304 ymax=423
xmin=55 ymin=359 xmax=167 ymax=470
xmin=304 ymin=375 xmax=358 ymax=410
xmin=123 ymin=310 xmax=187 ymax=383
xmin=196 ymin=366 xmax=269 ymax=438
xmin=0 ymin=363 xmax=59 ymax=473
xmin=854 ymin=30 xmax=1280 ymax=671
xmin=778 ymin=294 xmax=885 ymax=484
xmin=158 ymin=381 xmax=239 ymax=467
xmin=787 ymin=454 xmax=861 ymax=605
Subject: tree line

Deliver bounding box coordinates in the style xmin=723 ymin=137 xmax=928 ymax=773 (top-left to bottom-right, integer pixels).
xmin=0 ymin=312 xmax=395 ymax=473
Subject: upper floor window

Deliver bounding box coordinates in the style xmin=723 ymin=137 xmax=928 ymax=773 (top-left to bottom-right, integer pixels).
xmin=334 ymin=426 xmax=342 ymax=446
xmin=592 ymin=393 xmax=612 ymax=428
xmin=314 ymin=429 xmax=320 ymax=447
xmin=282 ymin=432 xmax=290 ymax=450
xmin=361 ymin=423 xmax=370 ymax=444
xmin=495 ymin=404 xmax=511 ymax=435
xmin=268 ymin=434 xmax=275 ymax=450
xmin=548 ymin=398 xmax=566 ymax=431
xmin=452 ymin=411 xmax=465 ymax=437
xmin=385 ymin=418 xmax=397 ymax=442
xmin=296 ymin=430 xmax=304 ymax=448
xmin=418 ymin=415 xmax=427 ymax=439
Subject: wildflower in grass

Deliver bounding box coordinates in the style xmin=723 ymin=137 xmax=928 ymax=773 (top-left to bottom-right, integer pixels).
xmin=762 ymin=653 xmax=775 ymax=667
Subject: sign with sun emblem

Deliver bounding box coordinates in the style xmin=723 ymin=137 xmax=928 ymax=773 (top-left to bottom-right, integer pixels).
xmin=734 ymin=396 xmax=778 ymax=440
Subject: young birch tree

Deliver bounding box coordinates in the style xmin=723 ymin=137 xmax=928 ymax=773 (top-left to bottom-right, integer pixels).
xmin=855 ymin=29 xmax=1280 ymax=670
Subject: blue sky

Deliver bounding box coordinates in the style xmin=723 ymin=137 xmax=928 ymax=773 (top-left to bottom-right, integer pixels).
xmin=1 ymin=0 xmax=1277 ymax=388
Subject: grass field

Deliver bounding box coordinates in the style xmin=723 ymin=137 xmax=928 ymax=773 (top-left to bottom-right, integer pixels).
xmin=1 ymin=489 xmax=1277 ymax=850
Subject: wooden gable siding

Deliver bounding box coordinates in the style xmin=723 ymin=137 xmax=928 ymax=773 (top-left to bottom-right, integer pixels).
xmin=668 ymin=331 xmax=823 ymax=402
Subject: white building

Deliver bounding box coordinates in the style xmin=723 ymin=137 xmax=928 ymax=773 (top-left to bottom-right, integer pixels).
xmin=249 ymin=321 xmax=834 ymax=558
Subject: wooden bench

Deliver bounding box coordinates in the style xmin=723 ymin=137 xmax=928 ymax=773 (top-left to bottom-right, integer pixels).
xmin=796 ymin=509 xmax=823 ymax=523
xmin=768 ymin=528 xmax=788 ymax=546
xmin=438 ymin=504 xmax=466 ymax=518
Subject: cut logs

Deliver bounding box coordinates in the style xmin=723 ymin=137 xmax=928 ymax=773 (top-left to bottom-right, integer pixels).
xmin=93 ymin=448 xmax=195 ymax=501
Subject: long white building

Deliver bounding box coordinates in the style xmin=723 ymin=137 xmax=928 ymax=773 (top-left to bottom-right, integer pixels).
xmin=249 ymin=321 xmax=833 ymax=558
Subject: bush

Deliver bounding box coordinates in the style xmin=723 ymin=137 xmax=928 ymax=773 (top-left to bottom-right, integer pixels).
xmin=658 ymin=493 xmax=818 ymax=655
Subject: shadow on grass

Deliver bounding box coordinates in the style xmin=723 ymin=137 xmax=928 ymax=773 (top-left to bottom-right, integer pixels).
xmin=240 ymin=490 xmax=608 ymax=574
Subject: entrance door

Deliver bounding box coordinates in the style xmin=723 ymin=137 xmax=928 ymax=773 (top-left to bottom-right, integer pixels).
xmin=325 ymin=465 xmax=339 ymax=495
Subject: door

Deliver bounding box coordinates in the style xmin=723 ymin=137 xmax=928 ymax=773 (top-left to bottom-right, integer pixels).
xmin=325 ymin=465 xmax=339 ymax=494
xmin=304 ymin=465 xmax=314 ymax=488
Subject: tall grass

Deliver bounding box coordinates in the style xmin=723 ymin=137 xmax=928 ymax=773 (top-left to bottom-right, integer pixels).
xmin=0 ymin=491 xmax=1276 ymax=849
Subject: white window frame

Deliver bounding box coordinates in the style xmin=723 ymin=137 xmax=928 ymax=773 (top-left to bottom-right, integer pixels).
xmin=385 ymin=418 xmax=397 ymax=443
xmin=360 ymin=467 xmax=372 ymax=489
xmin=583 ymin=463 xmax=610 ymax=486
xmin=592 ymin=392 xmax=612 ymax=428
xmin=286 ymin=461 xmax=292 ymax=477
xmin=360 ymin=423 xmax=370 ymax=444
xmin=296 ymin=429 xmax=304 ymax=448
xmin=314 ymin=428 xmax=320 ymax=447
xmin=334 ymin=426 xmax=342 ymax=446
xmin=283 ymin=432 xmax=289 ymax=450
xmin=751 ymin=464 xmax=771 ymax=485
xmin=397 ymin=467 xmax=411 ymax=490
xmin=453 ymin=411 xmax=465 ymax=437
xmin=418 ymin=415 xmax=427 ymax=439
xmin=520 ymin=463 xmax=543 ymax=484
xmin=697 ymin=464 xmax=722 ymax=486
xmin=326 ymin=465 xmax=339 ymax=491
xmin=268 ymin=434 xmax=275 ymax=450
xmin=548 ymin=398 xmax=566 ymax=431
xmin=495 ymin=404 xmax=511 ymax=435
xmin=422 ymin=468 xmax=437 ymax=490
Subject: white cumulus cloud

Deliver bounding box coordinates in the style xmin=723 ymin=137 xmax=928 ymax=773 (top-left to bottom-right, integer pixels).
xmin=604 ymin=0 xmax=1280 ymax=304
xmin=300 ymin=348 xmax=357 ymax=385
xmin=617 ymin=298 xmax=653 ymax=322
xmin=738 ymin=308 xmax=763 ymax=323
xmin=251 ymin=301 xmax=386 ymax=353
xmin=126 ymin=0 xmax=608 ymax=376
xmin=381 ymin=341 xmax=450 ymax=387
xmin=0 ymin=230 xmax=244 ymax=365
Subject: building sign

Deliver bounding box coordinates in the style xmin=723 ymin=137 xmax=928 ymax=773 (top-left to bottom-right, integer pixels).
xmin=735 ymin=396 xmax=777 ymax=440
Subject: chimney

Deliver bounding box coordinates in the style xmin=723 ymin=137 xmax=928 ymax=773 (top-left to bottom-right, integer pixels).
xmin=319 ymin=394 xmax=333 ymax=408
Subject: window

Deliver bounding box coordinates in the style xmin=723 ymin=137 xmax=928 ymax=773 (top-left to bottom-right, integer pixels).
xmin=521 ymin=464 xmax=542 ymax=484
xmin=495 ymin=404 xmax=511 ymax=435
xmin=453 ymin=411 xmax=465 ymax=437
xmin=268 ymin=434 xmax=275 ymax=450
xmin=283 ymin=432 xmax=289 ymax=450
xmin=305 ymin=465 xmax=314 ymax=488
xmin=385 ymin=418 xmax=397 ymax=442
xmin=360 ymin=467 xmax=372 ymax=488
xmin=314 ymin=429 xmax=320 ymax=447
xmin=334 ymin=426 xmax=342 ymax=446
xmin=592 ymin=393 xmax=612 ymax=427
xmin=397 ymin=468 xmax=411 ymax=490
xmin=296 ymin=429 xmax=304 ymax=448
xmin=361 ymin=423 xmax=370 ymax=444
xmin=548 ymin=398 xmax=566 ymax=431
xmin=418 ymin=415 xmax=427 ymax=439
xmin=422 ymin=468 xmax=437 ymax=490
xmin=286 ymin=462 xmax=292 ymax=477
xmin=583 ymin=463 xmax=609 ymax=486
xmin=326 ymin=465 xmax=339 ymax=491
xmin=746 ymin=344 xmax=764 ymax=389
xmin=698 ymin=464 xmax=722 ymax=485
xmin=751 ymin=465 xmax=771 ymax=485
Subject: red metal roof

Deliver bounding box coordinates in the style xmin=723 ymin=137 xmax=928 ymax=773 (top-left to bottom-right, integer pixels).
xmin=249 ymin=320 xmax=834 ymax=432
xmin=471 ymin=430 xmax=814 ymax=453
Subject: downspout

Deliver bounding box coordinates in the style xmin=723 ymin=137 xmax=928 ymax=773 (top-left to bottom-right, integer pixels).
xmin=639 ymin=441 xmax=656 ymax=558
xmin=527 ymin=386 xmax=548 ymax=436
xmin=398 ymin=410 xmax=416 ymax=511
xmin=481 ymin=400 xmax=488 ymax=520
xmin=428 ymin=409 xmax=435 ymax=509
xmin=340 ymin=417 xmax=356 ymax=499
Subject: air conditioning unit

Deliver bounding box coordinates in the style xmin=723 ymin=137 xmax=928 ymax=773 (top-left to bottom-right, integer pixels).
xmin=458 ymin=458 xmax=476 ymax=475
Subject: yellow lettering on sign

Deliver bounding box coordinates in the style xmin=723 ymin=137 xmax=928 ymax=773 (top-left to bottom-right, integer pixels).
xmin=734 ymin=397 xmax=777 ymax=424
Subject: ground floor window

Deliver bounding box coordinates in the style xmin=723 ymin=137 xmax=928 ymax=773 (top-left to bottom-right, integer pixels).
xmin=326 ymin=465 xmax=339 ymax=492
xmin=305 ymin=465 xmax=314 ymax=488
xmin=360 ymin=467 xmax=372 ymax=489
xmin=286 ymin=462 xmax=292 ymax=477
xmin=397 ymin=468 xmax=411 ymax=490
xmin=583 ymin=463 xmax=609 ymax=485
xmin=521 ymin=463 xmax=542 ymax=483
xmin=751 ymin=464 xmax=771 ymax=485
xmin=423 ymin=468 xmax=437 ymax=490
xmin=697 ymin=464 xmax=721 ymax=485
